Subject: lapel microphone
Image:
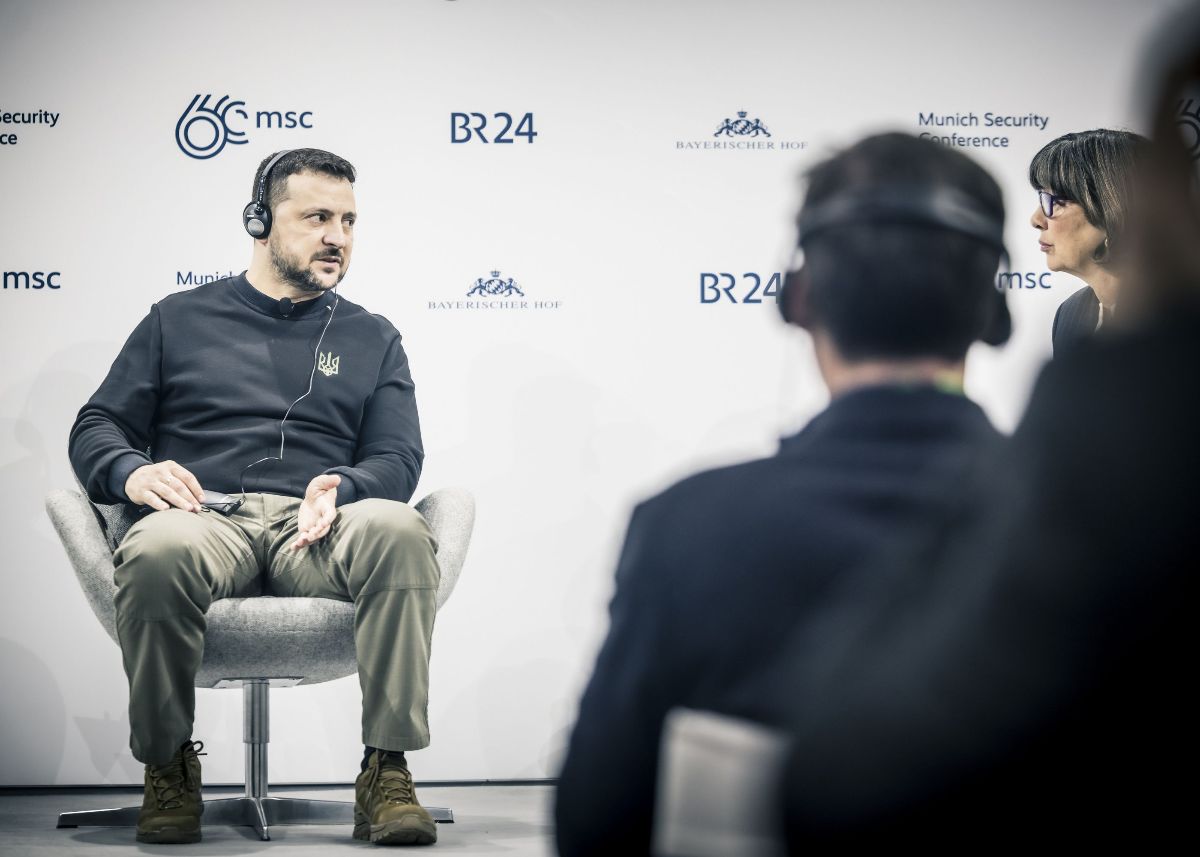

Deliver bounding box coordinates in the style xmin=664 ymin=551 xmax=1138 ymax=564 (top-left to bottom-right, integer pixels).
xmin=278 ymin=297 xmax=294 ymax=317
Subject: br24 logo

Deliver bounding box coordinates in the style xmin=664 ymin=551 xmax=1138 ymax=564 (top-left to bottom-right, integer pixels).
xmin=700 ymin=272 xmax=783 ymax=304
xmin=451 ymin=112 xmax=537 ymax=143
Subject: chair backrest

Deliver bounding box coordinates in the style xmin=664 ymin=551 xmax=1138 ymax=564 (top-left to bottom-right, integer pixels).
xmin=652 ymin=708 xmax=791 ymax=857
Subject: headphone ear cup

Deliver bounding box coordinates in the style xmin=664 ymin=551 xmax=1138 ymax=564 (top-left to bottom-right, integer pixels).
xmin=243 ymin=201 xmax=271 ymax=238
xmin=777 ymin=269 xmax=795 ymax=323
xmin=778 ymin=267 xmax=815 ymax=329
xmin=980 ymin=287 xmax=1012 ymax=346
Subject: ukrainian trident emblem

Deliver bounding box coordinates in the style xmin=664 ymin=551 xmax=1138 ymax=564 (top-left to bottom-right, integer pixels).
xmin=318 ymin=351 xmax=340 ymax=377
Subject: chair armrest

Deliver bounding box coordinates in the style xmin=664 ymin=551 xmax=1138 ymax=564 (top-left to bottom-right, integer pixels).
xmin=45 ymin=488 xmax=120 ymax=644
xmin=413 ymin=487 xmax=476 ymax=610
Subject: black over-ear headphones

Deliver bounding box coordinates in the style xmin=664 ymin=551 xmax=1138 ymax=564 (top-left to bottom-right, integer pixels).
xmin=777 ymin=184 xmax=1012 ymax=346
xmin=242 ymin=149 xmax=294 ymax=239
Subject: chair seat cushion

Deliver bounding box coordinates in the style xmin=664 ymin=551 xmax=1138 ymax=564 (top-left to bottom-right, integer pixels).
xmin=93 ymin=501 xmax=142 ymax=554
xmin=50 ymin=486 xmax=474 ymax=689
xmin=197 ymin=597 xmax=358 ymax=687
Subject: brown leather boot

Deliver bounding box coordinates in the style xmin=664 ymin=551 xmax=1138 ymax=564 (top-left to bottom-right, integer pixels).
xmin=136 ymin=740 xmax=205 ymax=844
xmin=354 ymin=750 xmax=437 ymax=845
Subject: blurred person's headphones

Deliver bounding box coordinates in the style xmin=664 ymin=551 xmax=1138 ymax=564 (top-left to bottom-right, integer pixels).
xmin=777 ymin=184 xmax=1013 ymax=346
xmin=242 ymin=149 xmax=294 ymax=239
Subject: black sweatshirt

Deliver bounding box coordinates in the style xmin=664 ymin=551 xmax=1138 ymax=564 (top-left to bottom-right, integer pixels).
xmin=69 ymin=274 xmax=423 ymax=505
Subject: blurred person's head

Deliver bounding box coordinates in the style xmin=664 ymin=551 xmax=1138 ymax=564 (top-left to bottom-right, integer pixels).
xmin=1132 ymin=4 xmax=1200 ymax=311
xmin=1028 ymin=130 xmax=1148 ymax=297
xmin=781 ymin=132 xmax=1007 ymax=395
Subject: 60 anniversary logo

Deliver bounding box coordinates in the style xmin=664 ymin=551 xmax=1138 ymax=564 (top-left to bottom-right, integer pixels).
xmin=175 ymin=94 xmax=314 ymax=160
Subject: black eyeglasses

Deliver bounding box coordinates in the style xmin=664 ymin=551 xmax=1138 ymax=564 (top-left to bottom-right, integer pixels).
xmin=1038 ymin=190 xmax=1069 ymax=218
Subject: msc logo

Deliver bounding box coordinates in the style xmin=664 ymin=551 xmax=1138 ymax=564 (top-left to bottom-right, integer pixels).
xmin=1177 ymin=97 xmax=1200 ymax=160
xmin=467 ymin=270 xmax=525 ymax=297
xmin=450 ymin=112 xmax=537 ymax=144
xmin=996 ymin=271 xmax=1053 ymax=290
xmin=700 ymin=272 xmax=782 ymax=304
xmin=318 ymin=351 xmax=340 ymax=377
xmin=175 ymin=94 xmax=314 ymax=160
xmin=715 ymin=111 xmax=771 ymax=138
xmin=3 ymin=270 xmax=62 ymax=290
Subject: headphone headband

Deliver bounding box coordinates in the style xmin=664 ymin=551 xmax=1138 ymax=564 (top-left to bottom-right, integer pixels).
xmin=782 ymin=182 xmax=1012 ymax=346
xmin=255 ymin=150 xmax=293 ymax=207
xmin=798 ymin=184 xmax=1007 ymax=254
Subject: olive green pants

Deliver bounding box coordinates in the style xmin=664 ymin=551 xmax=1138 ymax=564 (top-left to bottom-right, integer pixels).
xmin=112 ymin=494 xmax=439 ymax=765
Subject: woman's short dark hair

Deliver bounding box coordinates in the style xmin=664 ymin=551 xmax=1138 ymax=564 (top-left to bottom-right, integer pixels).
xmin=1028 ymin=129 xmax=1149 ymax=257
xmin=796 ymin=133 xmax=1006 ymax=362
xmin=250 ymin=148 xmax=356 ymax=213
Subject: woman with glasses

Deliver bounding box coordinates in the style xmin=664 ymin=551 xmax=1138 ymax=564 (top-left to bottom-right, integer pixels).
xmin=1028 ymin=129 xmax=1148 ymax=355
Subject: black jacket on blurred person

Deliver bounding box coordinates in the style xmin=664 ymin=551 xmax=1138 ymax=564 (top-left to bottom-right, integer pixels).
xmin=557 ymin=131 xmax=1014 ymax=857
xmin=555 ymin=384 xmax=1001 ymax=857
xmin=777 ymin=312 xmax=1199 ymax=850
xmin=1051 ymin=285 xmax=1100 ymax=355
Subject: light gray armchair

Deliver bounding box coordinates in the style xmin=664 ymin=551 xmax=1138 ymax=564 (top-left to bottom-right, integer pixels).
xmin=48 ymin=486 xmax=476 ymax=841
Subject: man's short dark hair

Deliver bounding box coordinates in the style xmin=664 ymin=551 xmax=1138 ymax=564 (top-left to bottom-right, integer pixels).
xmin=796 ymin=132 xmax=1005 ymax=362
xmin=250 ymin=148 xmax=356 ymax=214
xmin=1028 ymin=129 xmax=1149 ymax=257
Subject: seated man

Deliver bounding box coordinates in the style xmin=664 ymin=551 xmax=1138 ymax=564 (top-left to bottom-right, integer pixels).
xmin=69 ymin=148 xmax=439 ymax=846
xmin=554 ymin=133 xmax=1012 ymax=857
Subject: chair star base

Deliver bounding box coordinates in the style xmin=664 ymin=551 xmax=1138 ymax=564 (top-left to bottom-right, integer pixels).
xmin=56 ymin=681 xmax=453 ymax=841
xmin=58 ymin=797 xmax=453 ymax=842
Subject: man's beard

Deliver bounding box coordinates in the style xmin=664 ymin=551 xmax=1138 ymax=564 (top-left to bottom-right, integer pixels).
xmin=269 ymin=238 xmax=344 ymax=294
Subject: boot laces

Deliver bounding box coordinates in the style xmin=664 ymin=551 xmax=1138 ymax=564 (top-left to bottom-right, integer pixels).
xmin=148 ymin=740 xmax=205 ymax=810
xmin=369 ymin=753 xmax=415 ymax=805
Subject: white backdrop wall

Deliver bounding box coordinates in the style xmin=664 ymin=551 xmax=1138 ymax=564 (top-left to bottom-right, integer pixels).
xmin=0 ymin=0 xmax=1181 ymax=785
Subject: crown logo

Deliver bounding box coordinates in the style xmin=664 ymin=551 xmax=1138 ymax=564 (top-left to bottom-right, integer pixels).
xmin=467 ymin=269 xmax=525 ymax=297
xmin=737 ymin=111 xmax=747 ymax=118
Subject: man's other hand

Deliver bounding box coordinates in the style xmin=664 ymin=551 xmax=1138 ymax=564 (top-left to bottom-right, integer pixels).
xmin=124 ymin=461 xmax=205 ymax=512
xmin=293 ymin=474 xmax=341 ymax=549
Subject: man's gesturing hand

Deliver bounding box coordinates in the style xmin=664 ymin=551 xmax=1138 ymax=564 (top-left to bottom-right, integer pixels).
xmin=293 ymin=474 xmax=341 ymax=549
xmin=124 ymin=461 xmax=205 ymax=512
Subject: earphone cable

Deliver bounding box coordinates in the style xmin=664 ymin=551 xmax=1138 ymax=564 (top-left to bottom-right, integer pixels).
xmin=238 ymin=289 xmax=339 ymax=495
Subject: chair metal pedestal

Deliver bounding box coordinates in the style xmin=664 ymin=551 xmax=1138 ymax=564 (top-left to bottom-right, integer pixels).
xmin=58 ymin=679 xmax=454 ymax=841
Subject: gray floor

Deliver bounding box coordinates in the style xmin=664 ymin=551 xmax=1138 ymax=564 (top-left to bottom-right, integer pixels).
xmin=0 ymin=784 xmax=555 ymax=856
